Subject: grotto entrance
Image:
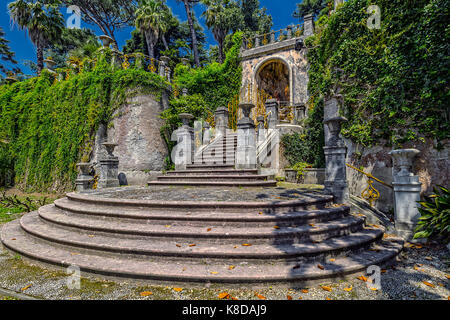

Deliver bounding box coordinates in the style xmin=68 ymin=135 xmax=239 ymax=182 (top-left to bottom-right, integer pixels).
xmin=256 ymin=59 xmax=290 ymax=105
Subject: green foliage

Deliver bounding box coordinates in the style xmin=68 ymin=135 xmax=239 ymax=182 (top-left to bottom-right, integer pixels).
xmin=173 ymin=32 xmax=243 ymax=109
xmin=0 ymin=27 xmax=19 ymax=75
xmin=0 ymin=50 xmax=168 ymax=191
xmin=290 ymin=161 xmax=312 ymax=179
xmin=306 ymin=0 xmax=449 ymax=147
xmin=414 ymin=186 xmax=450 ymax=243
xmin=281 ymin=102 xmax=326 ymax=168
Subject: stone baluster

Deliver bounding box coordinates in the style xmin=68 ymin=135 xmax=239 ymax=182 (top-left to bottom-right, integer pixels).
xmin=75 ymin=163 xmax=93 ymax=192
xmin=98 ymin=143 xmax=120 ymax=189
xmin=270 ymin=31 xmax=275 ymax=43
xmin=174 ymin=113 xmax=194 ymax=170
xmin=203 ymin=122 xmax=212 ymax=146
xmin=214 ymin=106 xmax=229 ymax=138
xmin=135 ymin=53 xmax=145 ymax=69
xmin=286 ymin=26 xmax=293 ymax=39
xmin=323 ymin=110 xmax=349 ymax=204
xmin=265 ymin=99 xmax=279 ymax=129
xmin=257 ymin=115 xmax=266 ymax=144
xmin=303 ymin=13 xmax=315 ymax=37
xmin=236 ymin=103 xmax=257 ymax=169
xmin=389 ymin=149 xmax=422 ymax=240
xmin=255 ymin=36 xmax=260 ymax=47
xmin=182 ymin=88 xmax=188 ymax=96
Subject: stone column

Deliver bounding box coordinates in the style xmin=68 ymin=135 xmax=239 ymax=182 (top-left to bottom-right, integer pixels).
xmin=294 ymin=104 xmax=306 ymax=124
xmin=287 ymin=26 xmax=293 ymax=39
xmin=75 ymin=163 xmax=93 ymax=192
xmin=389 ymin=149 xmax=422 ymax=240
xmin=257 ymin=116 xmax=266 ymax=144
xmin=323 ymin=116 xmax=349 ymax=204
xmin=270 ymin=31 xmax=276 ymax=43
xmin=159 ymin=56 xmax=168 ymax=77
xmin=265 ymin=99 xmax=279 ymax=129
xmin=236 ymin=103 xmax=256 ymax=169
xmin=98 ymin=143 xmax=120 ymax=189
xmin=174 ymin=113 xmax=194 ymax=170
xmin=135 ymin=53 xmax=145 ymax=69
xmin=303 ymin=13 xmax=315 ymax=37
xmin=215 ymin=106 xmax=229 ymax=138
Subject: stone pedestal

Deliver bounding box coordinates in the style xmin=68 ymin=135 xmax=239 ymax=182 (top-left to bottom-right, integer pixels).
xmin=265 ymin=99 xmax=279 ymax=129
xmin=98 ymin=143 xmax=119 ymax=189
xmin=389 ymin=149 xmax=422 ymax=240
xmin=75 ymin=163 xmax=93 ymax=192
xmin=174 ymin=113 xmax=194 ymax=170
xmin=203 ymin=123 xmax=212 ymax=145
xmin=215 ymin=106 xmax=229 ymax=138
xmin=236 ymin=104 xmax=256 ymax=169
xmin=323 ymin=116 xmax=349 ymax=204
xmin=303 ymin=14 xmax=315 ymax=37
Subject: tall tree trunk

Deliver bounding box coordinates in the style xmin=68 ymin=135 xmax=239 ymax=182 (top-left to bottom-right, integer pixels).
xmin=144 ymin=31 xmax=155 ymax=59
xmin=218 ymin=38 xmax=224 ymax=64
xmin=183 ymin=0 xmax=200 ymax=67
xmin=162 ymin=34 xmax=169 ymax=51
xmin=36 ymin=38 xmax=44 ymax=74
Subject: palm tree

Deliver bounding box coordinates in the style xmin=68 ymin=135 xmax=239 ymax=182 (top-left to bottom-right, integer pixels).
xmin=135 ymin=0 xmax=171 ymax=59
xmin=202 ymin=0 xmax=236 ymax=64
xmin=176 ymin=0 xmax=201 ymax=67
xmin=8 ymin=0 xmax=64 ymax=74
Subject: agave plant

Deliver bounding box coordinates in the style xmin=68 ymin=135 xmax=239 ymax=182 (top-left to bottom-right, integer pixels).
xmin=414 ymin=185 xmax=450 ymax=243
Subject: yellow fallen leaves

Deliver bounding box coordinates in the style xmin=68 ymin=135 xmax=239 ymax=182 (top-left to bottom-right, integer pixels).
xmin=21 ymin=284 xmax=32 ymax=291
xmin=414 ymin=265 xmax=425 ymax=272
xmin=343 ymin=286 xmax=353 ymax=292
xmin=173 ymin=287 xmax=183 ymax=292
xmin=320 ymin=285 xmax=332 ymax=292
xmin=357 ymin=275 xmax=368 ymax=282
xmin=325 ymin=297 xmax=332 ymax=300
xmin=188 ymin=244 xmax=196 ymax=247
xmin=445 ymin=275 xmax=450 ymax=279
xmin=140 ymin=291 xmax=153 ymax=297
xmin=242 ymin=243 xmax=252 ymax=247
xmin=218 ymin=292 xmax=230 ymax=299
xmin=425 ymin=256 xmax=433 ymax=261
xmin=287 ymin=295 xmax=293 ymax=300
xmin=329 ymin=258 xmax=336 ymax=262
xmin=273 ymin=226 xmax=280 ymax=229
xmin=255 ymin=293 xmax=266 ymax=300
xmin=317 ymin=264 xmax=325 ymax=270
xmin=301 ymin=289 xmax=309 ymax=293
xmin=423 ymin=281 xmax=435 ymax=288
xmin=228 ymin=265 xmax=235 ymax=270
xmin=206 ymin=228 xmax=212 ymax=232
xmin=210 ymin=271 xmax=219 ymax=275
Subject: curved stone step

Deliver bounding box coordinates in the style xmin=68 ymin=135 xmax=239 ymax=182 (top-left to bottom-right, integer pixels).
xmin=165 ymin=169 xmax=258 ymax=176
xmin=54 ymin=198 xmax=350 ymax=227
xmin=156 ymin=175 xmax=270 ymax=182
xmin=186 ymin=164 xmax=235 ymax=170
xmin=1 ymin=219 xmax=403 ymax=284
xmin=66 ymin=192 xmax=334 ymax=213
xmin=148 ymin=180 xmax=277 ymax=187
xmin=37 ymin=206 xmax=365 ymax=243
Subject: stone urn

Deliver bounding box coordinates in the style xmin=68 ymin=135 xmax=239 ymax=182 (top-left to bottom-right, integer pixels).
xmin=389 ymin=149 xmax=420 ymax=177
xmin=76 ymin=162 xmax=92 ymax=175
xmin=160 ymin=56 xmax=170 ymax=65
xmin=324 ymin=116 xmax=347 ymax=146
xmin=102 ymin=142 xmax=118 ymax=158
xmin=181 ymin=58 xmax=190 ymax=66
xmin=99 ymin=35 xmax=114 ymax=48
xmin=179 ymin=113 xmax=194 ymax=127
xmin=239 ymin=103 xmax=255 ymax=119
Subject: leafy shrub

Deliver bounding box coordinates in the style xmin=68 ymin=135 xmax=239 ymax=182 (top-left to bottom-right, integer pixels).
xmin=414 ymin=186 xmax=450 ymax=243
xmin=290 ymin=162 xmax=312 ymax=179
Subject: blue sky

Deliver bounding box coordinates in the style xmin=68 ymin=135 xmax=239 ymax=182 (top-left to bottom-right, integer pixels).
xmin=1 ymin=0 xmax=301 ymax=75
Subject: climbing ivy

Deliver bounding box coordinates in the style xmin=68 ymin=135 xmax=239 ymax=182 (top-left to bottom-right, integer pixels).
xmin=306 ymin=0 xmax=449 ymax=147
xmin=0 ymin=50 xmax=168 ymax=192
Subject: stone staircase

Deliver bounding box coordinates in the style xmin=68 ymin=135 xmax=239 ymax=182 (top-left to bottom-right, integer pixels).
xmin=149 ymin=133 xmax=278 ymax=187
xmin=1 ymin=187 xmax=403 ymax=285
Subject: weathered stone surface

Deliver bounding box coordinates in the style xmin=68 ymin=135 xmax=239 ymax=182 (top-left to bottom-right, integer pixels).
xmin=105 ymin=94 xmax=168 ymax=185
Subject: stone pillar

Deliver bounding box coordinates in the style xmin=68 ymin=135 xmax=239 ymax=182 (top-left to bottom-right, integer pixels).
xmin=236 ymin=104 xmax=256 ymax=169
xmin=257 ymin=115 xmax=266 ymax=143
xmin=111 ymin=49 xmax=122 ymax=69
xmin=75 ymin=163 xmax=93 ymax=192
xmin=389 ymin=149 xmax=422 ymax=240
xmin=255 ymin=36 xmax=260 ymax=47
xmin=98 ymin=143 xmax=120 ymax=189
xmin=303 ymin=13 xmax=315 ymax=37
xmin=203 ymin=122 xmax=212 ymax=145
xmin=323 ymin=116 xmax=349 ymax=204
xmin=135 ymin=53 xmax=145 ymax=69
xmin=159 ymin=56 xmax=168 ymax=77
xmin=287 ymin=26 xmax=293 ymax=39
xmin=294 ymin=104 xmax=306 ymax=124
xmin=265 ymin=99 xmax=279 ymax=129
xmin=174 ymin=113 xmax=194 ymax=170
xmin=215 ymin=106 xmax=229 ymax=138
xmin=270 ymin=31 xmax=276 ymax=43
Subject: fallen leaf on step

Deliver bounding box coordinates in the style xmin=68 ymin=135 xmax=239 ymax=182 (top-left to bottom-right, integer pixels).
xmin=70 ymin=252 xmax=80 ymax=256
xmin=298 ymin=296 xmax=303 ymax=300
xmin=381 ymin=269 xmax=387 ymax=273
xmin=301 ymin=289 xmax=308 ymax=293
xmin=343 ymin=286 xmax=353 ymax=292
xmin=88 ymin=235 xmax=95 ymax=238
xmin=325 ymin=297 xmax=332 ymax=300
xmin=189 ymin=244 xmax=196 ymax=247
xmin=210 ymin=271 xmax=219 ymax=275
xmin=329 ymin=258 xmax=336 ymax=262
xmin=231 ymin=296 xmax=238 ymax=300
xmin=287 ymin=295 xmax=293 ymax=300
xmin=242 ymin=243 xmax=252 ymax=246
xmin=10 ymin=238 xmax=16 ymax=240
xmin=317 ymin=264 xmax=325 ymax=270
xmin=228 ymin=265 xmax=235 ymax=270
xmin=218 ymin=292 xmax=230 ymax=299
xmin=165 ymin=225 xmax=171 ymax=228
xmin=21 ymin=284 xmax=32 ymax=291
xmin=206 ymin=228 xmax=212 ymax=232
xmin=255 ymin=293 xmax=266 ymax=300
xmin=273 ymin=226 xmax=280 ymax=229
xmin=369 ymin=287 xmax=378 ymax=291
xmin=173 ymin=288 xmax=183 ymax=292
xmin=140 ymin=291 xmax=153 ymax=297
xmin=446 ymin=275 xmax=450 ymax=279
xmin=357 ymin=275 xmax=368 ymax=282
xmin=423 ymin=281 xmax=435 ymax=288
xmin=425 ymin=256 xmax=433 ymax=261
xmin=176 ymin=244 xmax=182 ymax=247
xmin=258 ymin=212 xmax=263 ymax=215
xmin=438 ymin=283 xmax=444 ymax=287
xmin=309 ymin=223 xmax=315 ymax=227
xmin=320 ymin=286 xmax=332 ymax=292
xmin=414 ymin=265 xmax=424 ymax=272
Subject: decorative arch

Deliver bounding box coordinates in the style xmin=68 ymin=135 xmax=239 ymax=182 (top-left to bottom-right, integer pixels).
xmin=251 ymin=56 xmax=294 ymax=105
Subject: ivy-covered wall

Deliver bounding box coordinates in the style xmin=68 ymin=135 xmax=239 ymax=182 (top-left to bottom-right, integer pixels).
xmin=306 ymin=0 xmax=449 ymax=147
xmin=0 ymin=51 xmax=168 ymax=192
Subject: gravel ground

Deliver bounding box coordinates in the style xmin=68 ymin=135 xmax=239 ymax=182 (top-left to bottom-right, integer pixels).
xmin=0 ymin=242 xmax=448 ymax=300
